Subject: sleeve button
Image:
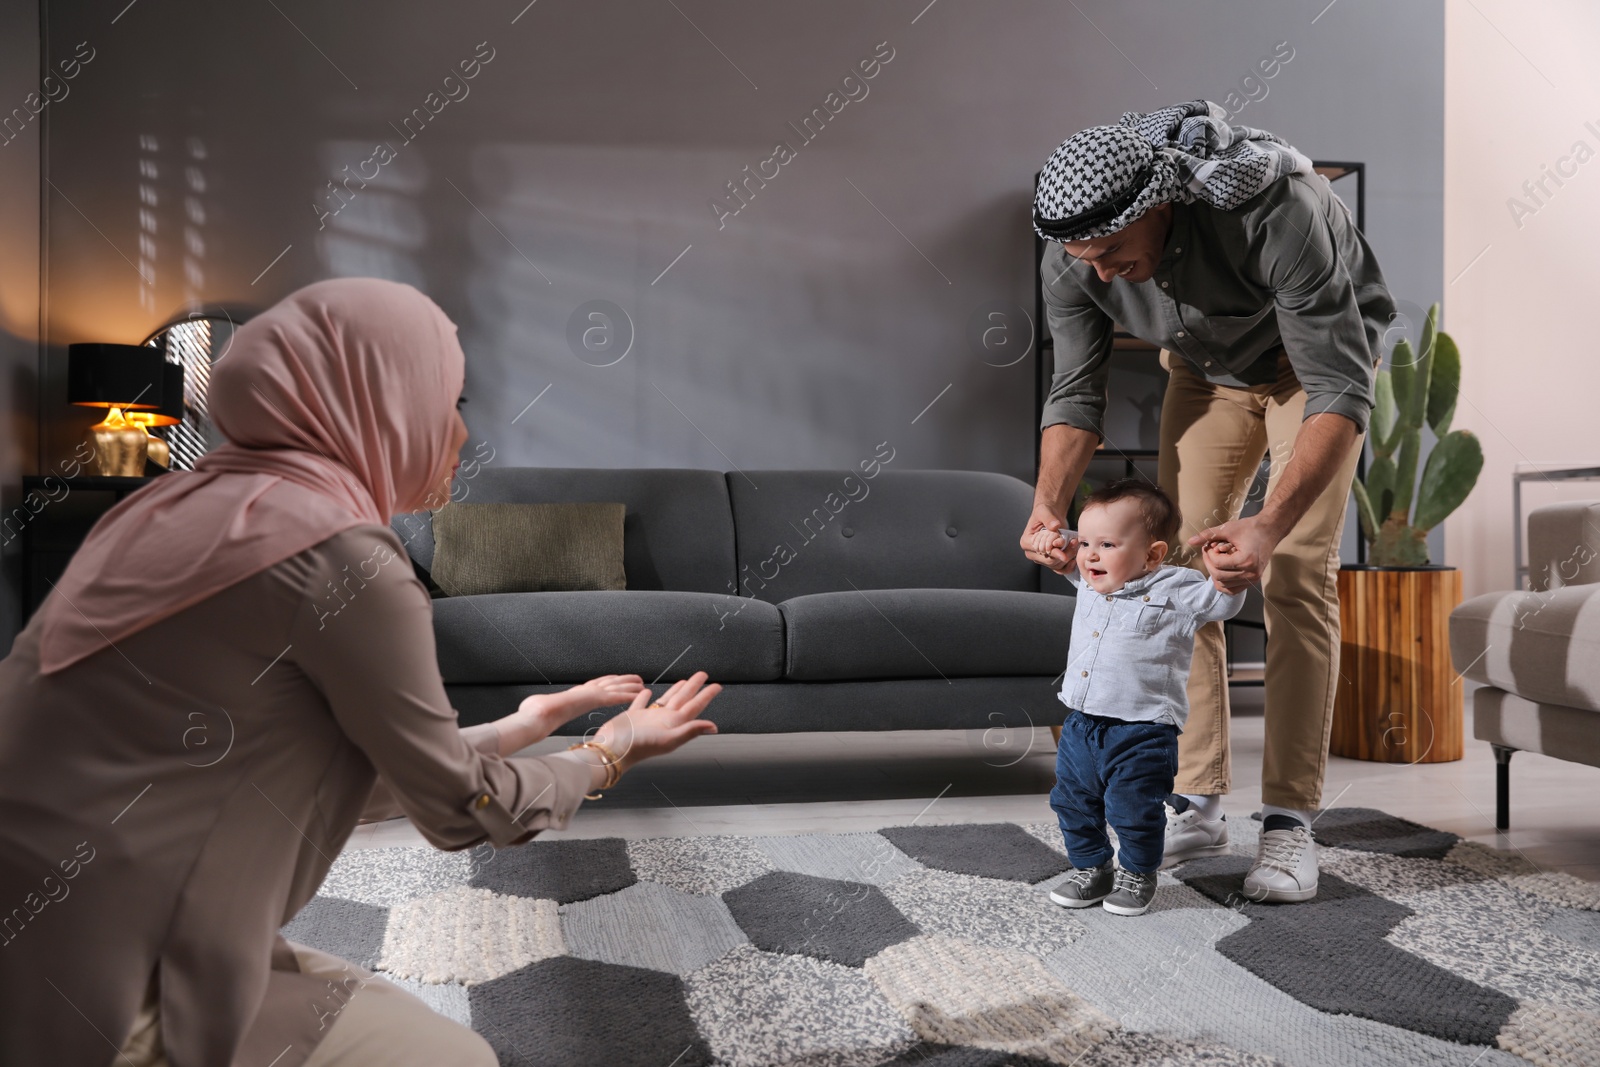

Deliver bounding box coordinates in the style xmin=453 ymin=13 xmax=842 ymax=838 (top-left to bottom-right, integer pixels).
xmin=475 ymin=793 xmax=490 ymax=810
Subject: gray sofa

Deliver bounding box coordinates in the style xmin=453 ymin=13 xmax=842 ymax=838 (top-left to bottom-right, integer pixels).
xmin=390 ymin=467 xmax=1078 ymax=734
xmin=1449 ymin=500 xmax=1600 ymax=828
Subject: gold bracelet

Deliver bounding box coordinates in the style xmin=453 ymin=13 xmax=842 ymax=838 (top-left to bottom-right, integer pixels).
xmin=567 ymin=740 xmax=624 ymax=799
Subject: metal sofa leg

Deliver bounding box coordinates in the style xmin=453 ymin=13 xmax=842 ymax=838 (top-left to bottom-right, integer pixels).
xmin=1492 ymin=745 xmax=1515 ymax=830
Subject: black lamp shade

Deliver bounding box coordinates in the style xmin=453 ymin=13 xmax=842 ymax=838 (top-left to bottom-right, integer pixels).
xmin=138 ymin=361 xmax=186 ymax=425
xmin=67 ymin=343 xmax=167 ymax=410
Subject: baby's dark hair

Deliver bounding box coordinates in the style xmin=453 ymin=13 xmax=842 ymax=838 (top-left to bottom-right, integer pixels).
xmin=1080 ymin=478 xmax=1181 ymax=546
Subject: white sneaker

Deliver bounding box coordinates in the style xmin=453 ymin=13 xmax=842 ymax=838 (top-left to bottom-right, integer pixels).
xmin=1160 ymin=805 xmax=1231 ymax=869
xmin=1243 ymin=821 xmax=1318 ymax=902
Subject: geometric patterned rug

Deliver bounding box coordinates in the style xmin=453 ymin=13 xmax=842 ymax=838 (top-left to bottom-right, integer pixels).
xmin=285 ymin=808 xmax=1600 ymax=1067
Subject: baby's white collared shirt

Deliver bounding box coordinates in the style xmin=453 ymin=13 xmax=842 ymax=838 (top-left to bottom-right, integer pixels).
xmin=1056 ymin=564 xmax=1247 ymax=729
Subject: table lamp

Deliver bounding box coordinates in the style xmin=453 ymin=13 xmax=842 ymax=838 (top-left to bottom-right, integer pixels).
xmin=67 ymin=343 xmax=169 ymax=476
xmin=124 ymin=360 xmax=185 ymax=469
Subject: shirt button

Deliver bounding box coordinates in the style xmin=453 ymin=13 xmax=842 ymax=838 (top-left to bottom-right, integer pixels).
xmin=1092 ymin=630 xmax=1099 ymax=637
xmin=1143 ymin=595 xmax=1150 ymax=602
xmin=1174 ymin=247 xmax=1182 ymax=253
xmin=1105 ymin=594 xmax=1113 ymax=601
xmin=1175 ymin=330 xmax=1185 ymax=338
xmin=1081 ymin=670 xmax=1089 ymax=677
xmin=1204 ymin=360 xmax=1213 ymax=367
xmin=1160 ymin=281 xmax=1169 ymax=288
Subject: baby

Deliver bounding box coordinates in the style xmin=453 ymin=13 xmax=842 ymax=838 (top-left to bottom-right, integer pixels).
xmin=1033 ymin=478 xmax=1245 ymax=916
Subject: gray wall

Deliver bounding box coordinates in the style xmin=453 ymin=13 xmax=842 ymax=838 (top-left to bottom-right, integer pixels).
xmin=37 ymin=1 xmax=1442 ymax=499
xmin=1 ymin=1 xmax=42 ymax=651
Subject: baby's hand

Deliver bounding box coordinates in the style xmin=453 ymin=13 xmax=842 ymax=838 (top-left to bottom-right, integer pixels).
xmin=1035 ymin=526 xmax=1079 ymax=573
xmin=1200 ymin=538 xmax=1238 ymax=579
xmin=1059 ymin=535 xmax=1079 ymax=574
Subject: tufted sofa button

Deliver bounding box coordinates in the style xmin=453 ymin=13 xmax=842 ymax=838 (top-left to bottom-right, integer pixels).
xmin=945 ymin=526 xmax=958 ymax=538
xmin=841 ymin=527 xmax=854 ymax=538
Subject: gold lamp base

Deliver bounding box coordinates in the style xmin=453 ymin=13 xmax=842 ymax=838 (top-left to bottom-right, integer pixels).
xmin=88 ymin=407 xmax=154 ymax=477
xmin=145 ymin=435 xmax=169 ymax=469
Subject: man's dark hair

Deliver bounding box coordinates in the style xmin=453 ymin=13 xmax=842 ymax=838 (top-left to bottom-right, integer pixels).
xmin=1080 ymin=477 xmax=1180 ymax=546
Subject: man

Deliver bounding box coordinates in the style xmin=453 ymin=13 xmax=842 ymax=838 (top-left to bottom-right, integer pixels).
xmin=1024 ymin=101 xmax=1395 ymax=903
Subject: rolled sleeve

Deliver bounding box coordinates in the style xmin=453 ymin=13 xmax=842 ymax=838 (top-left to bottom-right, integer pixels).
xmin=359 ymin=722 xmax=506 ymax=824
xmin=290 ymin=527 xmax=590 ymax=851
xmin=1252 ymin=185 xmax=1376 ymax=435
xmin=1039 ymin=247 xmax=1115 ymax=440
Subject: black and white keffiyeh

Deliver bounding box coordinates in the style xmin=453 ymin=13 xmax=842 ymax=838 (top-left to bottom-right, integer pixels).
xmin=1032 ymin=100 xmax=1314 ymax=242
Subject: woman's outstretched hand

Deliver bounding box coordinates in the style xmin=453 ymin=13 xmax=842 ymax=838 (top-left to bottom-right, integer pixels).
xmin=514 ymin=674 xmax=646 ymax=742
xmin=593 ymin=671 xmax=721 ymax=773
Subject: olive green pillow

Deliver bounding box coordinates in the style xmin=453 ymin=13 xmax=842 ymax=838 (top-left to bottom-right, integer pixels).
xmin=431 ymin=502 xmax=626 ymax=596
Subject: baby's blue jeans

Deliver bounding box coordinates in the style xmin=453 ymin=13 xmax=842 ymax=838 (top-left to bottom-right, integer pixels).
xmin=1050 ymin=708 xmax=1180 ymax=875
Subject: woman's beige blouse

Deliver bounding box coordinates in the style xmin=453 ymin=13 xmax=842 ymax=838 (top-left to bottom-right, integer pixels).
xmin=0 ymin=525 xmax=592 ymax=1067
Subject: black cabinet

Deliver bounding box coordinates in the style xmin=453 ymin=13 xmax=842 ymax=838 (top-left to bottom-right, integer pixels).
xmin=18 ymin=476 xmax=162 ymax=620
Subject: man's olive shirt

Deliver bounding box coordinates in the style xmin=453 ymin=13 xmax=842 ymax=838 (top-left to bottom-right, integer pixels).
xmin=1038 ymin=172 xmax=1396 ymax=441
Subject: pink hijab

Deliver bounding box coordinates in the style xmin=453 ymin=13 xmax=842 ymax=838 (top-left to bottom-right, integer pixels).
xmin=38 ymin=278 xmax=466 ymax=674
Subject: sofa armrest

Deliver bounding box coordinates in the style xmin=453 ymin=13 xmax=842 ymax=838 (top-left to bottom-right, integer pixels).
xmin=1527 ymin=501 xmax=1600 ymax=591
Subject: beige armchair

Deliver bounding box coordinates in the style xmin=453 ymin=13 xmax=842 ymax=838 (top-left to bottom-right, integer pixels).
xmin=1449 ymin=501 xmax=1600 ymax=828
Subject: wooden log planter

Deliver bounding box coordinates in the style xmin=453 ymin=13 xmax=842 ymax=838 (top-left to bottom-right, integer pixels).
xmin=1330 ymin=564 xmax=1464 ymax=764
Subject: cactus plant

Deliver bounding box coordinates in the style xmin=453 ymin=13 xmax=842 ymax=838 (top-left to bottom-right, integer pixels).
xmin=1350 ymin=303 xmax=1482 ymax=567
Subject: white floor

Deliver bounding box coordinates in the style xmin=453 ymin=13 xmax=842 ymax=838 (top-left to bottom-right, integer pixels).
xmin=349 ymin=682 xmax=1600 ymax=883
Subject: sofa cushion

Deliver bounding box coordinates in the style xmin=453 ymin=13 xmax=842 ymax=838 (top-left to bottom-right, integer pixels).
xmin=433 ymin=590 xmax=784 ymax=684
xmin=779 ymin=588 xmax=1076 ymax=681
xmin=728 ymin=469 xmax=1043 ymax=602
xmin=1450 ymin=584 xmax=1600 ymax=713
xmin=446 ymin=677 xmax=1069 ymax=732
xmin=392 ymin=467 xmax=736 ymax=595
xmin=1472 ymin=686 xmax=1600 ymax=767
xmin=432 ymin=502 xmax=626 ymax=595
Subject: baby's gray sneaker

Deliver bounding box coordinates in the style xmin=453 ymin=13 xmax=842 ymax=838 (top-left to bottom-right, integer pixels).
xmin=1103 ymin=867 xmax=1158 ymax=916
xmin=1049 ymin=863 xmax=1114 ymax=908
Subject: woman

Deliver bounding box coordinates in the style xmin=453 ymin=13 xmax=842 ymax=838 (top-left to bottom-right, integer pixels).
xmin=0 ymin=279 xmax=721 ymax=1066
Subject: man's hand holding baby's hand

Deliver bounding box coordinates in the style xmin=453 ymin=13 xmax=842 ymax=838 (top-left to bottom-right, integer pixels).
xmin=1200 ymin=538 xmax=1244 ymax=594
xmin=1032 ymin=526 xmax=1078 ymax=575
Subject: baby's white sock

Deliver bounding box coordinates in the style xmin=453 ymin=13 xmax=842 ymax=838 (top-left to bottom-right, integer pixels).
xmin=1179 ymin=793 xmax=1224 ymax=821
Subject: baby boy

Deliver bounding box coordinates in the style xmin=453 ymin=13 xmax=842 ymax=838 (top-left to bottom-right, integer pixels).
xmin=1032 ymin=478 xmax=1245 ymax=916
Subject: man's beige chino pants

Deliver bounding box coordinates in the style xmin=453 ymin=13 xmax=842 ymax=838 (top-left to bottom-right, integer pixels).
xmin=1156 ymin=347 xmax=1365 ymax=811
